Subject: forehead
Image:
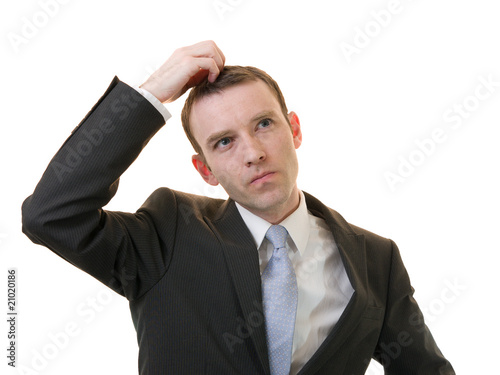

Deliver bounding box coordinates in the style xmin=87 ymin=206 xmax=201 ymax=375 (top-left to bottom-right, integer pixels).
xmin=189 ymin=80 xmax=283 ymax=144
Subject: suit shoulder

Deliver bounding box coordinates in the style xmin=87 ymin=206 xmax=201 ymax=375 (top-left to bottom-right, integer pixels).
xmin=348 ymin=222 xmax=393 ymax=248
xmin=139 ymin=187 xmax=226 ymax=218
xmin=304 ymin=191 xmax=394 ymax=251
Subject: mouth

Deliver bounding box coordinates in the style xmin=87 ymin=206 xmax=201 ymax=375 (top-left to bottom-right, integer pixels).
xmin=250 ymin=172 xmax=275 ymax=184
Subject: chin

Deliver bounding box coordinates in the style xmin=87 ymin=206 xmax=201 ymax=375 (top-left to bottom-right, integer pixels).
xmin=253 ymin=189 xmax=292 ymax=212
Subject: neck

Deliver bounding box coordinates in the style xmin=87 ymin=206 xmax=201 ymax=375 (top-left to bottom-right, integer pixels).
xmin=242 ymin=188 xmax=301 ymax=225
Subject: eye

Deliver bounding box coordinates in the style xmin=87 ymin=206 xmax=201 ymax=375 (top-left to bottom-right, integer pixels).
xmin=258 ymin=118 xmax=272 ymax=129
xmin=215 ymin=137 xmax=231 ymax=149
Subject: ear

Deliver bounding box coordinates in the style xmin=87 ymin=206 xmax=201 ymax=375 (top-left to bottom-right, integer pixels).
xmin=192 ymin=154 xmax=219 ymax=186
xmin=288 ymin=111 xmax=302 ymax=149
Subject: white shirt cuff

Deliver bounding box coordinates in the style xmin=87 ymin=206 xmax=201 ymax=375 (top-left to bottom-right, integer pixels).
xmin=132 ymin=85 xmax=172 ymax=123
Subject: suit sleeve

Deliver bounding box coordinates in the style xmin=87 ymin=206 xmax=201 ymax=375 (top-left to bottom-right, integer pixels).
xmin=373 ymin=240 xmax=455 ymax=375
xmin=21 ymin=77 xmax=171 ymax=301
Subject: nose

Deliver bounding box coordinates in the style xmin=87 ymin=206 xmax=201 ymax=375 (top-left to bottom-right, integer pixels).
xmin=243 ymin=136 xmax=266 ymax=166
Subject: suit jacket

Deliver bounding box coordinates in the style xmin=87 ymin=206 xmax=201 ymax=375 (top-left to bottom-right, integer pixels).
xmin=21 ymin=77 xmax=455 ymax=374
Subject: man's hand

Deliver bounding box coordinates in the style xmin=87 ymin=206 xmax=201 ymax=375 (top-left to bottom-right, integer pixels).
xmin=140 ymin=40 xmax=225 ymax=104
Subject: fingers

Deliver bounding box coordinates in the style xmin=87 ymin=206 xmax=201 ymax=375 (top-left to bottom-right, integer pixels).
xmin=187 ymin=40 xmax=226 ymax=69
xmin=141 ymin=40 xmax=226 ymax=103
xmin=181 ymin=40 xmax=225 ymax=82
xmin=193 ymin=57 xmax=222 ymax=83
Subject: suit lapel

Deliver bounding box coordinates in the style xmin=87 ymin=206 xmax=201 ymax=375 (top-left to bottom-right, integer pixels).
xmin=298 ymin=192 xmax=369 ymax=374
xmin=210 ymin=199 xmax=271 ymax=375
xmin=209 ymin=193 xmax=369 ymax=374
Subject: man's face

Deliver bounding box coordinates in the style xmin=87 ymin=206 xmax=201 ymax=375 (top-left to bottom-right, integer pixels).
xmin=190 ymin=80 xmax=303 ymax=222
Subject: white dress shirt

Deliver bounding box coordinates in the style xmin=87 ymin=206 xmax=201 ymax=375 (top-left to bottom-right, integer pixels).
xmin=135 ymin=85 xmax=354 ymax=374
xmin=236 ymin=191 xmax=354 ymax=374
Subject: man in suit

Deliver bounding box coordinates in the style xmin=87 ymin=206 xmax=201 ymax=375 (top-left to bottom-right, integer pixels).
xmin=22 ymin=41 xmax=455 ymax=374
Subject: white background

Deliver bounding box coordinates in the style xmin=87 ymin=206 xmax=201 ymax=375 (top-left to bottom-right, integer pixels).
xmin=1 ymin=0 xmax=499 ymax=374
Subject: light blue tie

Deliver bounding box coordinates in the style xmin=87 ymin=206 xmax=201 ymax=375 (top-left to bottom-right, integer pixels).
xmin=262 ymin=225 xmax=298 ymax=375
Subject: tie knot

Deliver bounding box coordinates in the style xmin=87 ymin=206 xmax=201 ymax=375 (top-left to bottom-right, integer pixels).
xmin=265 ymin=225 xmax=288 ymax=250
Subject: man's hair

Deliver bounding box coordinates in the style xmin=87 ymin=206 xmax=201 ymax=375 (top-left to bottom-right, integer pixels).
xmin=181 ymin=65 xmax=290 ymax=155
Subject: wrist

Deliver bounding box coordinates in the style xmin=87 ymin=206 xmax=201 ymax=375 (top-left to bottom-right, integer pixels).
xmin=133 ymin=85 xmax=172 ymax=123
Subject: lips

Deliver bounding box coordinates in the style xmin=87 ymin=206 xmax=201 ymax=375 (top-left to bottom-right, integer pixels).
xmin=250 ymin=172 xmax=275 ymax=184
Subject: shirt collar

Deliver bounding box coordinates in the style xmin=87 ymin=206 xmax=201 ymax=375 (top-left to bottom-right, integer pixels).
xmin=235 ymin=190 xmax=310 ymax=256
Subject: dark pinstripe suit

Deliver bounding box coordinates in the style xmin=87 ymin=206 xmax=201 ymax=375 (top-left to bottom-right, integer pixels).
xmin=22 ymin=78 xmax=454 ymax=374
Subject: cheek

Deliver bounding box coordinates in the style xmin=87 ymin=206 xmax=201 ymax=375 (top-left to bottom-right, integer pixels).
xmin=211 ymin=160 xmax=242 ymax=185
xmin=272 ymin=137 xmax=296 ymax=161
xmin=277 ymin=144 xmax=299 ymax=177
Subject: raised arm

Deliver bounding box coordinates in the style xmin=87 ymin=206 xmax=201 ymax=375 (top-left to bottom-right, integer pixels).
xmin=21 ymin=41 xmax=225 ymax=301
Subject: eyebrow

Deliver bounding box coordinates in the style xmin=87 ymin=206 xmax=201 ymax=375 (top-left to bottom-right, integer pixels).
xmin=251 ymin=110 xmax=276 ymax=123
xmin=206 ymin=130 xmax=232 ymax=148
xmin=205 ymin=110 xmax=278 ymax=148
